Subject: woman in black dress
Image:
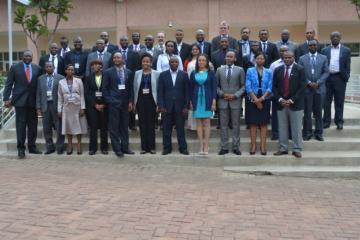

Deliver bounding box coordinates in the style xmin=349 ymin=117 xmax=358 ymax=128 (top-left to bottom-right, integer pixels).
xmin=133 ymin=53 xmax=160 ymax=154
xmin=245 ymin=52 xmax=273 ymax=155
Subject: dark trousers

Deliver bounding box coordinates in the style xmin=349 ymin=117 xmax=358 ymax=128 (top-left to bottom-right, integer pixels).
xmin=108 ymin=106 xmax=129 ymax=153
xmin=129 ymin=111 xmax=136 ymax=129
xmin=42 ymin=101 xmax=65 ymax=152
xmin=15 ymin=106 xmax=38 ymax=151
xmin=137 ymin=98 xmax=156 ymax=151
xmin=323 ymin=74 xmax=347 ymax=126
xmin=87 ymin=106 xmax=108 ymax=152
xmin=303 ymin=90 xmax=323 ymax=137
xmin=271 ymin=98 xmax=279 ymax=138
xmin=162 ymin=107 xmax=187 ymax=152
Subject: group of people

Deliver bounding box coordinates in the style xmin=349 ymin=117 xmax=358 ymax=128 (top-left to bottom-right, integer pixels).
xmin=3 ymin=20 xmax=351 ymax=159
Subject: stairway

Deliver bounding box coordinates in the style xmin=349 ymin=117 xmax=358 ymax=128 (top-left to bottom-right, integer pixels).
xmin=1 ymin=104 xmax=360 ymax=178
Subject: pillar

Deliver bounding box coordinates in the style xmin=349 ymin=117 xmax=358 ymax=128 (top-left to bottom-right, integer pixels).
xmin=208 ymin=0 xmax=220 ymax=40
xmin=115 ymin=0 xmax=128 ymax=42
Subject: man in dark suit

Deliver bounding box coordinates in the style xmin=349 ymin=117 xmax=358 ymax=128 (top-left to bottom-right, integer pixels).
xmin=195 ymin=29 xmax=211 ymax=59
xmin=91 ymin=32 xmax=119 ymax=54
xmin=36 ymin=61 xmax=65 ymax=155
xmin=298 ymin=40 xmax=329 ymax=141
xmin=3 ymin=50 xmax=42 ymax=158
xmin=211 ymin=37 xmax=239 ymax=71
xmin=238 ymin=27 xmax=255 ymax=67
xmin=211 ymin=21 xmax=238 ymax=53
xmin=85 ymin=59 xmax=109 ymax=155
xmin=64 ymin=36 xmax=88 ymax=80
xmin=258 ymin=29 xmax=280 ymax=68
xmin=295 ymin=28 xmax=322 ymax=62
xmin=174 ymin=29 xmax=191 ymax=63
xmin=58 ymin=36 xmax=70 ymax=57
xmin=321 ymin=31 xmax=351 ymax=130
xmin=39 ymin=42 xmax=65 ymax=76
xmin=157 ymin=56 xmax=190 ymax=155
xmin=114 ymin=36 xmax=141 ymax=131
xmin=102 ymin=52 xmax=134 ymax=157
xmin=128 ymin=32 xmax=146 ymax=52
xmin=272 ymin=51 xmax=306 ymax=158
xmin=275 ymin=29 xmax=297 ymax=53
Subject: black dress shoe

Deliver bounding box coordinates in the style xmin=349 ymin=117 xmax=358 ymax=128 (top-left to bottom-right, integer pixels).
xmin=315 ymin=135 xmax=324 ymax=141
xmin=18 ymin=150 xmax=25 ymax=159
xmin=101 ymin=150 xmax=108 ymax=155
xmin=303 ymin=135 xmax=312 ymax=141
xmin=89 ymin=150 xmax=96 ymax=155
xmin=150 ymin=150 xmax=156 ymax=154
xmin=292 ymin=152 xmax=302 ymax=158
xmin=180 ymin=150 xmax=189 ymax=155
xmin=140 ymin=150 xmax=147 ymax=154
xmin=29 ymin=149 xmax=42 ymax=154
xmin=273 ymin=150 xmax=288 ymax=156
xmin=233 ymin=149 xmax=241 ymax=155
xmin=44 ymin=149 xmax=55 ymax=155
xmin=162 ymin=150 xmax=171 ymax=155
xmin=57 ymin=150 xmax=64 ymax=155
xmin=115 ymin=151 xmax=124 ymax=157
xmin=123 ymin=149 xmax=135 ymax=154
xmin=218 ymin=149 xmax=229 ymax=155
xmin=271 ymin=135 xmax=278 ymax=140
xmin=337 ymin=124 xmax=343 ymax=130
xmin=323 ymin=124 xmax=330 ymax=129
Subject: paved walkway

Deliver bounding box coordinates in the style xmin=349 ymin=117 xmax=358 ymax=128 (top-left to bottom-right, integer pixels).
xmin=0 ymin=157 xmax=360 ymax=240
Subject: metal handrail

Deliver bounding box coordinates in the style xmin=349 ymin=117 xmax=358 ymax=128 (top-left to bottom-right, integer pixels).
xmin=0 ymin=87 xmax=15 ymax=129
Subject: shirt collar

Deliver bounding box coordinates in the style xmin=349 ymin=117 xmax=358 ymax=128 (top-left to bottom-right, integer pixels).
xmin=170 ymin=69 xmax=178 ymax=74
xmin=309 ymin=52 xmax=317 ymax=57
xmin=331 ymin=43 xmax=341 ymax=49
xmin=47 ymin=73 xmax=55 ymax=77
xmin=227 ymin=64 xmax=234 ymax=68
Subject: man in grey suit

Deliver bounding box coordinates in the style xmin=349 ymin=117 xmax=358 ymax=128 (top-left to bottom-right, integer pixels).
xmin=36 ymin=62 xmax=65 ymax=154
xmin=275 ymin=29 xmax=297 ymax=53
xmin=86 ymin=39 xmax=111 ymax=77
xmin=298 ymin=40 xmax=329 ymax=141
xmin=216 ymin=51 xmax=245 ymax=155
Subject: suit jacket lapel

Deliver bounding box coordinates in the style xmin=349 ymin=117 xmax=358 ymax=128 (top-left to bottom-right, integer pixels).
xmin=136 ymin=70 xmax=142 ymax=91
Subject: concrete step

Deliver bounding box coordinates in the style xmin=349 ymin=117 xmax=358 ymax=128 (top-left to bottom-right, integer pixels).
xmin=3 ymin=125 xmax=360 ymax=139
xmin=0 ymin=137 xmax=359 ymax=152
xmin=1 ymin=151 xmax=360 ymax=167
xmin=223 ymin=166 xmax=360 ymax=178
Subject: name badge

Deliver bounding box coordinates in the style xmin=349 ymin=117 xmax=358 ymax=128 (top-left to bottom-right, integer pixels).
xmin=311 ymin=69 xmax=315 ymax=75
xmin=46 ymin=90 xmax=52 ymax=97
xmin=142 ymin=88 xmax=150 ymax=94
xmin=75 ymin=63 xmax=80 ymax=69
xmin=118 ymin=84 xmax=125 ymax=90
xmin=95 ymin=91 xmax=102 ymax=97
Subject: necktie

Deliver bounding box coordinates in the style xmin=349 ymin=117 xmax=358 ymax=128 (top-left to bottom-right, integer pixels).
xmin=199 ymin=42 xmax=204 ymax=53
xmin=227 ymin=66 xmax=232 ymax=84
xmin=262 ymin=42 xmax=267 ymax=53
xmin=25 ymin=65 xmax=30 ymax=82
xmin=117 ymin=69 xmax=124 ymax=84
xmin=51 ymin=55 xmax=55 ymax=64
xmin=122 ymin=50 xmax=127 ymax=62
xmin=311 ymin=54 xmax=316 ymax=68
xmin=98 ymin=52 xmax=103 ymax=61
xmin=284 ymin=66 xmax=290 ymax=98
xmin=47 ymin=75 xmax=53 ymax=90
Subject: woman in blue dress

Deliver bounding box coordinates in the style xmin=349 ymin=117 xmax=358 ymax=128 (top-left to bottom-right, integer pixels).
xmin=190 ymin=54 xmax=217 ymax=155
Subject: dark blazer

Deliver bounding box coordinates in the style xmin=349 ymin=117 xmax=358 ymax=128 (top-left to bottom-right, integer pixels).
xmin=238 ymin=40 xmax=255 ymax=60
xmin=272 ymin=63 xmax=306 ymax=111
xmin=189 ymin=70 xmax=217 ymax=111
xmin=211 ymin=48 xmax=239 ymax=71
xmin=128 ymin=44 xmax=146 ymax=52
xmin=175 ymin=42 xmax=191 ymax=63
xmin=295 ymin=40 xmax=324 ymax=62
xmin=84 ymin=72 xmax=106 ymax=107
xmin=3 ymin=62 xmax=41 ymax=107
xmin=39 ymin=54 xmax=65 ymax=76
xmin=157 ymin=70 xmax=190 ymax=113
xmin=102 ymin=67 xmax=134 ymax=109
xmin=260 ymin=41 xmax=280 ymax=68
xmin=64 ymin=49 xmax=88 ymax=78
xmin=211 ymin=35 xmax=238 ymax=53
xmin=91 ymin=42 xmax=119 ymax=54
xmin=321 ymin=44 xmax=351 ymax=82
xmin=111 ymin=49 xmax=141 ymax=73
xmin=195 ymin=41 xmax=212 ymax=59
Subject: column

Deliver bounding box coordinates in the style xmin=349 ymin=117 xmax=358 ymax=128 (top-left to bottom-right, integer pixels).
xmin=115 ymin=0 xmax=128 ymax=41
xmin=208 ymin=0 xmax=220 ymax=40
xmin=306 ymin=0 xmax=318 ymax=35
